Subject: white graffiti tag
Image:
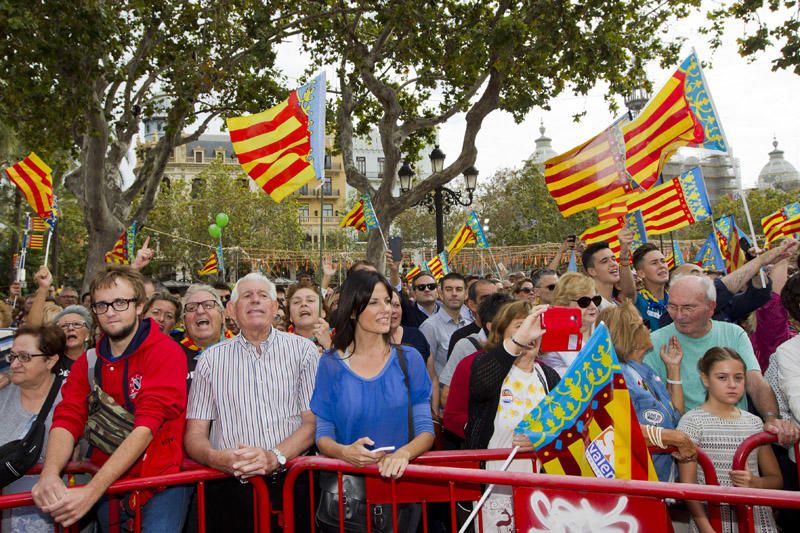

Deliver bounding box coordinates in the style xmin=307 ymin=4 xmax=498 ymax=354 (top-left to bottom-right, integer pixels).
xmin=527 ymin=492 xmax=639 ymax=533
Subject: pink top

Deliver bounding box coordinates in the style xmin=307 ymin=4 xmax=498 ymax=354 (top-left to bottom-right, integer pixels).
xmin=751 ymin=292 xmax=795 ymax=372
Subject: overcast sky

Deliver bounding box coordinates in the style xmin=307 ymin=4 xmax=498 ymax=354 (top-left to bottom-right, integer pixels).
xmin=262 ymin=7 xmax=800 ymax=191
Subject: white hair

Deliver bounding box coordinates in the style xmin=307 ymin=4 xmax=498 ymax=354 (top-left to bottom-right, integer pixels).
xmin=670 ymin=273 xmax=716 ymax=303
xmin=182 ymin=284 xmax=222 ymax=312
xmin=230 ymin=272 xmax=277 ymax=303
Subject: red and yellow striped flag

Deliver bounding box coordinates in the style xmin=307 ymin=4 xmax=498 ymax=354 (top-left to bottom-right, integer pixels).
xmin=405 ymin=265 xmax=421 ymax=283
xmin=339 ymin=200 xmax=367 ymax=232
xmin=545 ymin=122 xmax=632 ymax=217
xmin=227 ymin=73 xmax=326 ymax=203
xmin=27 ymin=233 xmax=44 ymax=250
xmin=581 ymin=218 xmax=623 ymax=256
xmin=761 ymin=209 xmax=787 ymax=244
xmin=31 ymin=217 xmax=48 ymax=232
xmin=446 ymin=224 xmax=476 ymax=257
xmin=596 ymin=199 xmax=628 ymax=223
xmin=198 ymin=252 xmax=220 ymax=276
xmin=626 ymin=167 xmax=711 ymax=236
xmin=4 ymin=152 xmax=54 ymax=220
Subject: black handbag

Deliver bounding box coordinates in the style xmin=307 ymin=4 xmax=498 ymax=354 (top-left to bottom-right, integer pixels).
xmin=316 ymin=347 xmax=420 ymax=533
xmin=0 ymin=374 xmax=63 ymax=488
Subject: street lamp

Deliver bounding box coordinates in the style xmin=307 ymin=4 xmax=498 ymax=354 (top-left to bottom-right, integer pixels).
xmin=398 ymin=146 xmax=479 ymax=253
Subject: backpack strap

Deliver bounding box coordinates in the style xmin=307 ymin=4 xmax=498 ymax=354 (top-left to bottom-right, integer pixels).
xmin=467 ymin=336 xmax=481 ymax=352
xmin=395 ymin=346 xmax=414 ymax=443
xmin=33 ymin=374 xmax=63 ymax=427
xmin=86 ymin=348 xmax=98 ymax=390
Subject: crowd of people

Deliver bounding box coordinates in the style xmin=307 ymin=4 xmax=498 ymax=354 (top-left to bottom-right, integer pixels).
xmin=0 ymin=233 xmax=799 ymax=533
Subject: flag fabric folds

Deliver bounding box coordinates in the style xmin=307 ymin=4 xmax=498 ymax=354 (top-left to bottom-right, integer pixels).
xmin=715 ymin=215 xmax=748 ymax=273
xmin=581 ymin=219 xmax=624 ymax=256
xmin=198 ymin=248 xmax=221 ymax=276
xmin=361 ymin=195 xmax=380 ymax=231
xmin=596 ymin=199 xmax=628 ymax=223
xmin=447 ymin=224 xmax=477 ymax=257
xmin=104 ymin=222 xmax=138 ymax=265
xmin=666 ymin=240 xmax=685 ymax=270
xmin=226 ymin=72 xmax=326 ymax=203
xmin=694 ymin=231 xmax=727 ymax=272
xmin=761 ymin=202 xmax=800 ymax=243
xmin=467 ymin=210 xmax=490 ymax=248
xmin=626 ymin=167 xmax=712 ymax=236
xmin=515 ymin=324 xmax=657 ymax=481
xmin=544 ymin=120 xmax=631 ymax=217
xmin=339 ymin=200 xmax=367 ymax=232
xmin=4 ymin=152 xmax=57 ymax=225
xmin=621 ymin=54 xmax=706 ymax=190
xmin=405 ymin=265 xmax=421 ymax=283
xmin=427 ymin=252 xmax=450 ymax=281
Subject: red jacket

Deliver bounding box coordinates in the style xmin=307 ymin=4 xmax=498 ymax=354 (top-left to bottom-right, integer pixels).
xmin=52 ymin=318 xmax=187 ymax=477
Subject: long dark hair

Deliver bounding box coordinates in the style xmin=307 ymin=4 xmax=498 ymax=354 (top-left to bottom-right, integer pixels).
xmin=332 ymin=270 xmax=394 ymax=353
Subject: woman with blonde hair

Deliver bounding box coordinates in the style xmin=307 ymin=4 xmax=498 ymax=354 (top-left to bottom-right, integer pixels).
xmin=538 ymin=272 xmax=599 ymax=376
xmin=599 ymin=303 xmax=695 ymax=482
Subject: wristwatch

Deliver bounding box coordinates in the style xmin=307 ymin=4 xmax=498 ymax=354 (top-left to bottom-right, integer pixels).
xmin=271 ymin=448 xmax=287 ymax=466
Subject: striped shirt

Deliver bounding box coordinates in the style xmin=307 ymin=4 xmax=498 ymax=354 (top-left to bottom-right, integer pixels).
xmin=186 ymin=327 xmax=319 ymax=450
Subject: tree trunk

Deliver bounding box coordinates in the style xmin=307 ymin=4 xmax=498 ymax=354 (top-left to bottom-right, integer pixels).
xmin=82 ymin=223 xmax=125 ymax=294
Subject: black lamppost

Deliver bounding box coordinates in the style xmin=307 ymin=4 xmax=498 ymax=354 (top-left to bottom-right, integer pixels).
xmin=398 ymin=145 xmax=478 ymax=253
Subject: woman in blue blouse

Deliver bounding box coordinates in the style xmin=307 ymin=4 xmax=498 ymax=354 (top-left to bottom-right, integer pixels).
xmin=599 ymin=303 xmax=696 ymax=481
xmin=311 ymin=270 xmax=434 ymax=479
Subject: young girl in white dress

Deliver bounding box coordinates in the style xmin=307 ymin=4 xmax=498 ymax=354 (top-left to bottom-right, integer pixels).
xmin=678 ymin=347 xmax=782 ymax=533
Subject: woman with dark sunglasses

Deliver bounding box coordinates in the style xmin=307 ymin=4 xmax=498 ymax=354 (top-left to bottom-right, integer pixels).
xmin=538 ymin=272 xmax=600 ymax=376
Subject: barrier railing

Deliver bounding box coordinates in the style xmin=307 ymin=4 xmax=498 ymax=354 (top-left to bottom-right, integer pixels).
xmin=731 ymin=432 xmax=800 ymax=533
xmin=0 ymin=463 xmax=272 ymax=533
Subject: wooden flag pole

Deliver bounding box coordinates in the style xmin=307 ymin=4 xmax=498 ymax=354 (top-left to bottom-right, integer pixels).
xmin=458 ymin=446 xmax=519 ymax=533
xmin=737 ymin=190 xmax=767 ymax=286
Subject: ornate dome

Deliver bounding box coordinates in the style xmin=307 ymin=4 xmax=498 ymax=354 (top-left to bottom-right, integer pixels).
xmin=528 ymin=120 xmax=558 ymax=170
xmin=758 ymin=137 xmax=800 ymax=191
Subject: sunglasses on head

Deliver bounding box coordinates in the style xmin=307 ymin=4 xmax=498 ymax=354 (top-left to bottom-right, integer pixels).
xmin=414 ymin=283 xmax=438 ymax=291
xmin=572 ymin=295 xmax=603 ymax=309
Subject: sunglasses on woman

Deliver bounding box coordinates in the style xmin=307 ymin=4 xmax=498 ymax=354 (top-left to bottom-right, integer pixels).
xmin=572 ymin=295 xmax=603 ymax=309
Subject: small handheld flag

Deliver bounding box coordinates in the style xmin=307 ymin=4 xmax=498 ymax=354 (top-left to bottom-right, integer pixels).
xmin=339 ymin=200 xmax=367 ymax=232
xmin=446 ymin=224 xmax=477 ymax=257
xmin=4 ymin=152 xmax=56 ymax=222
xmin=104 ymin=222 xmax=138 ymax=265
xmin=467 ymin=211 xmax=490 ymax=249
xmin=198 ymin=249 xmax=220 ymax=276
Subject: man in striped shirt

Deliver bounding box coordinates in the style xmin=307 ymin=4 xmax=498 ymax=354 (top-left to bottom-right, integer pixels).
xmin=185 ymin=272 xmax=318 ymax=532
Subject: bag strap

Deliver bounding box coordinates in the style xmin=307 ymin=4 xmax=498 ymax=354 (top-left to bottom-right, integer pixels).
xmin=86 ymin=348 xmax=135 ymax=412
xmin=395 ymin=346 xmax=414 ymax=443
xmin=467 ymin=336 xmax=481 ymax=352
xmin=33 ymin=373 xmax=63 ymax=427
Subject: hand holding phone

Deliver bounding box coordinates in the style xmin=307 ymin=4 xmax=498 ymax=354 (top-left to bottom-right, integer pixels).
xmin=372 ymin=446 xmax=396 ymax=453
xmin=540 ymin=307 xmax=582 ymax=352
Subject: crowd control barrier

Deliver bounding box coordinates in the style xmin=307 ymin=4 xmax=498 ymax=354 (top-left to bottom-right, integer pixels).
xmin=0 ymin=462 xmax=272 ymax=533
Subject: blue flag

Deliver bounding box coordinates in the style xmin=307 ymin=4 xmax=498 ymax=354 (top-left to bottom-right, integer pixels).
xmin=361 ymin=195 xmax=380 ymax=230
xmin=694 ymin=231 xmax=726 ymax=272
xmin=467 ymin=210 xmax=490 ymax=249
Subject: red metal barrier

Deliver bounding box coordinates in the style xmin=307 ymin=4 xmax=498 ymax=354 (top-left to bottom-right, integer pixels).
xmin=281 ymin=454 xmax=800 ymax=533
xmin=731 ymin=432 xmax=800 ymax=533
xmin=0 ymin=464 xmax=272 ymax=533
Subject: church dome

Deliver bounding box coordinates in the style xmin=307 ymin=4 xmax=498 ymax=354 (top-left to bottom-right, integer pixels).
xmin=758 ymin=137 xmax=800 ymax=191
xmin=528 ymin=120 xmax=558 ymax=170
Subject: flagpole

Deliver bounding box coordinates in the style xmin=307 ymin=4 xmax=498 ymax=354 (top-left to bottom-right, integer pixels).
xmin=737 ymin=190 xmax=767 ymax=286
xmin=457 ymin=446 xmax=519 ymax=533
xmin=318 ymin=185 xmax=325 ymax=315
xmin=43 ymin=229 xmax=53 ymax=267
xmin=486 ymin=247 xmax=503 ymax=280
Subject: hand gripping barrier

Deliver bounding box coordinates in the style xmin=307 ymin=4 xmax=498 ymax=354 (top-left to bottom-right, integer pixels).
xmin=0 ymin=461 xmax=272 ymax=533
xmin=731 ymin=432 xmax=800 ymax=533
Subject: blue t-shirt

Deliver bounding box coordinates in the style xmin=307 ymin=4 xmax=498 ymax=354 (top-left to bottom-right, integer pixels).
xmin=634 ymin=290 xmax=668 ymax=332
xmin=311 ymin=346 xmax=434 ymax=448
xmin=621 ymin=360 xmax=680 ymax=482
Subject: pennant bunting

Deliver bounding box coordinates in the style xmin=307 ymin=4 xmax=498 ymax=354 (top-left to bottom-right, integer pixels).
xmin=226 ymin=72 xmax=326 ymax=203
xmin=447 ymin=224 xmax=477 ymax=257
xmin=339 ymin=200 xmax=367 ymax=232
xmin=4 ymin=152 xmax=56 ymax=221
xmin=626 ymin=167 xmax=712 ymax=236
xmin=516 ymin=324 xmax=657 ymax=481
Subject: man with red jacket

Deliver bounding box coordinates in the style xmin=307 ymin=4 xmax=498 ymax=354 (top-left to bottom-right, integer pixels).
xmin=32 ymin=265 xmax=189 ymax=530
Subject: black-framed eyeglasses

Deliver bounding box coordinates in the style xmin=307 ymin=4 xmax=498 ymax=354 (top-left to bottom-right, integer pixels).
xmin=58 ymin=321 xmax=88 ymax=331
xmin=572 ymin=295 xmax=603 ymax=309
xmin=414 ymin=283 xmax=437 ymax=292
xmin=184 ymin=300 xmax=219 ymax=313
xmin=92 ymin=298 xmax=138 ymax=315
xmin=6 ymin=351 xmax=49 ymax=364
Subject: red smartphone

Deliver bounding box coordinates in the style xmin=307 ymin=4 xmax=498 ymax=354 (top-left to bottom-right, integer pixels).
xmin=539 ymin=307 xmax=583 ymax=352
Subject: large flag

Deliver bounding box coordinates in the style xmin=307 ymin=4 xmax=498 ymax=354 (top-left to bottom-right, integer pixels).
xmin=446 ymin=224 xmax=477 ymax=257
xmin=581 ymin=218 xmax=624 ymax=256
xmin=596 ymin=199 xmax=628 ymax=223
xmin=226 ymin=72 xmax=326 ymax=203
xmin=695 ymin=231 xmax=727 ymax=272
xmin=427 ymin=252 xmax=450 ymax=281
xmin=339 ymin=200 xmax=367 ymax=232
xmin=544 ymin=119 xmax=632 ymax=217
xmin=104 ymin=222 xmax=138 ymax=265
xmin=466 ymin=210 xmax=490 ymax=248
xmin=516 ymin=324 xmax=657 ymax=481
xmin=761 ymin=202 xmax=800 ymax=243
xmin=622 ymin=52 xmax=719 ymax=189
xmin=4 ymin=152 xmax=56 ymax=224
xmin=715 ymin=215 xmax=747 ymax=272
xmin=626 ymin=167 xmax=712 ymax=235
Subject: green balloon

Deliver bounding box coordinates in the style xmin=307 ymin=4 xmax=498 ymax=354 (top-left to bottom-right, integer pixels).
xmin=215 ymin=212 xmax=230 ymax=228
xmin=208 ymin=224 xmax=222 ymax=238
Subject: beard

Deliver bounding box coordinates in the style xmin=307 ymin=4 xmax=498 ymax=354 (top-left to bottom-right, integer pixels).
xmin=105 ymin=320 xmax=138 ymax=342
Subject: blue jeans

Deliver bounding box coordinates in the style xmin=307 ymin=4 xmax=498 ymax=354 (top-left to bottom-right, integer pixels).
xmin=97 ymin=484 xmax=192 ymax=533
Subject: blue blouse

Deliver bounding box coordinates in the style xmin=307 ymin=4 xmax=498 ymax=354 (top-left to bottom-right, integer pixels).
xmin=311 ymin=346 xmax=434 ymax=449
xmin=622 ymin=360 xmax=680 ymax=482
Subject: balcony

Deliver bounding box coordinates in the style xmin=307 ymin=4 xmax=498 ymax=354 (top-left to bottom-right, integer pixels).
xmin=297 ymin=186 xmax=340 ymax=197
xmin=298 ymin=216 xmax=341 ymax=226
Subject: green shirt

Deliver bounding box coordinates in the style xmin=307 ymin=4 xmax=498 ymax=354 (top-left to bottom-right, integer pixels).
xmin=643 ymin=320 xmax=758 ymax=411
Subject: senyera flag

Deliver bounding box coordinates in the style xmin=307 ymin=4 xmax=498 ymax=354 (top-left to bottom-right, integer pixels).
xmin=339 ymin=200 xmax=367 ymax=232
xmin=515 ymin=323 xmax=657 ymax=481
xmin=4 ymin=152 xmax=57 ymax=227
xmin=762 ymin=202 xmax=800 ymax=244
xmin=227 ymin=73 xmax=326 ymax=203
xmin=447 ymin=224 xmax=476 ymax=258
xmin=198 ymin=247 xmax=222 ymax=276
xmin=104 ymin=222 xmax=138 ymax=265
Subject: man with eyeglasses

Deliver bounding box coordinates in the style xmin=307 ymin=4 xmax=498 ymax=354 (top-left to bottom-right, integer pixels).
xmin=32 ymin=265 xmax=189 ymax=531
xmin=644 ymin=274 xmax=800 ymax=446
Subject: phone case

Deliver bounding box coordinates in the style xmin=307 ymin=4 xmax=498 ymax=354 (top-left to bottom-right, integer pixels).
xmin=540 ymin=307 xmax=583 ymax=353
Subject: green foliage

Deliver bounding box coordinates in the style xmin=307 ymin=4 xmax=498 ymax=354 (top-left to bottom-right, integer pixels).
xmin=142 ymin=160 xmax=305 ymax=278
xmin=705 ymin=1 xmax=800 ymax=74
xmin=476 ymin=163 xmax=597 ymax=246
